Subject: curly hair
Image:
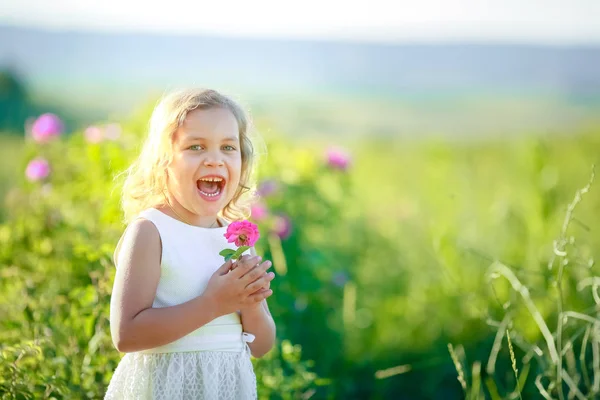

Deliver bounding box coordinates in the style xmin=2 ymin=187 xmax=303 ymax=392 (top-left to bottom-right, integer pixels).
xmin=119 ymin=88 xmax=259 ymax=224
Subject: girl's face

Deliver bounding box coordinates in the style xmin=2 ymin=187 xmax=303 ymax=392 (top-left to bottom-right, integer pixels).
xmin=166 ymin=107 xmax=242 ymax=220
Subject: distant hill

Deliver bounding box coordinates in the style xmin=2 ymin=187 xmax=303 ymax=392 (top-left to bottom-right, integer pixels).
xmin=1 ymin=24 xmax=599 ymax=137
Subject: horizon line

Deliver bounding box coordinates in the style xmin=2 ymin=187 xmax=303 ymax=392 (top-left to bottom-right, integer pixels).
xmin=2 ymin=21 xmax=600 ymax=48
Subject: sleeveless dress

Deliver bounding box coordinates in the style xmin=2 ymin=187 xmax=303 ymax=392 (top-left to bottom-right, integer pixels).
xmin=104 ymin=208 xmax=258 ymax=400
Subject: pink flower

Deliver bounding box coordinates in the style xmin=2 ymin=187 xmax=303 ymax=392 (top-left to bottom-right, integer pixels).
xmin=250 ymin=203 xmax=269 ymax=221
xmin=224 ymin=220 xmax=260 ymax=247
xmin=31 ymin=113 xmax=64 ymax=143
xmin=257 ymin=180 xmax=279 ymax=197
xmin=104 ymin=123 xmax=122 ymax=140
xmin=273 ymin=214 xmax=292 ymax=240
xmin=84 ymin=125 xmax=104 ymax=143
xmin=326 ymin=147 xmax=351 ymax=171
xmin=25 ymin=158 xmax=51 ymax=181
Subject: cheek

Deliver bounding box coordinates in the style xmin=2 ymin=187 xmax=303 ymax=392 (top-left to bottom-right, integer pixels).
xmin=169 ymin=157 xmax=195 ymax=178
xmin=231 ymin=162 xmax=242 ymax=183
xmin=166 ymin=170 xmax=192 ymax=196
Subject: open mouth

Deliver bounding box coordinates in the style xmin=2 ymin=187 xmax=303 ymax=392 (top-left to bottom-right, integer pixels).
xmin=197 ymin=176 xmax=226 ymax=198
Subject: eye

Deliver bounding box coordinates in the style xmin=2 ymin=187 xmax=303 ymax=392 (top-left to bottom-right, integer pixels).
xmin=188 ymin=144 xmax=203 ymax=151
xmin=223 ymin=145 xmax=236 ymax=151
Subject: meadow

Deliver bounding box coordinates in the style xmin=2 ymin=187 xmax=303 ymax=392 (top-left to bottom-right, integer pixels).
xmin=0 ymin=99 xmax=599 ymax=399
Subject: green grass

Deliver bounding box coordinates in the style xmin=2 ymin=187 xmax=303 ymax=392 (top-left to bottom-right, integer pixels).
xmin=0 ymin=135 xmax=24 ymax=220
xmin=1 ymin=107 xmax=599 ymax=398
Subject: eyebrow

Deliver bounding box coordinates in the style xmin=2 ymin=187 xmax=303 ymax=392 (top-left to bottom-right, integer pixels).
xmin=184 ymin=136 xmax=239 ymax=142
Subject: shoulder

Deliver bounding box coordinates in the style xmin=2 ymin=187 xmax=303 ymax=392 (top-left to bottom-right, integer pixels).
xmin=113 ymin=218 xmax=161 ymax=267
xmin=127 ymin=218 xmax=160 ymax=240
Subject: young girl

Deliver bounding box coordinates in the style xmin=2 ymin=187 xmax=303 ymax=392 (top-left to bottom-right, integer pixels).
xmin=104 ymin=89 xmax=276 ymax=399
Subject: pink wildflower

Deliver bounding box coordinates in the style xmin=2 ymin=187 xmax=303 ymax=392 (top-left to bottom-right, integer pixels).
xmin=273 ymin=214 xmax=292 ymax=240
xmin=31 ymin=113 xmax=63 ymax=143
xmin=326 ymin=147 xmax=351 ymax=171
xmin=250 ymin=203 xmax=269 ymax=221
xmin=25 ymin=158 xmax=51 ymax=181
xmin=104 ymin=123 xmax=122 ymax=140
xmin=84 ymin=126 xmax=103 ymax=143
xmin=257 ymin=180 xmax=279 ymax=197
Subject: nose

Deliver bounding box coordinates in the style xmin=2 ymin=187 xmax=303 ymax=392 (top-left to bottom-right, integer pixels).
xmin=203 ymin=151 xmax=224 ymax=167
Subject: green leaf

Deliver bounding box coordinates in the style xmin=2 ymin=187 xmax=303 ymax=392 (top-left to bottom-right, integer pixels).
xmin=219 ymin=249 xmax=236 ymax=257
xmin=231 ymin=246 xmax=250 ymax=260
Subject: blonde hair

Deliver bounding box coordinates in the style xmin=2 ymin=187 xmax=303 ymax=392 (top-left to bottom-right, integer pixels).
xmin=119 ymin=88 xmax=258 ymax=224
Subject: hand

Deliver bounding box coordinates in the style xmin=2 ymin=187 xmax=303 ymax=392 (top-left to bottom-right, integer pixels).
xmin=231 ymin=255 xmax=273 ymax=311
xmin=203 ymin=255 xmax=275 ymax=317
xmin=231 ymin=255 xmax=272 ymax=292
xmin=231 ymin=255 xmax=274 ymax=313
xmin=239 ymin=275 xmax=272 ymax=314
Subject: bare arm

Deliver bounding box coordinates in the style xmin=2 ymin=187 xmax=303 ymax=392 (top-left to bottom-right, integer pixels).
xmin=109 ymin=219 xmax=222 ymax=353
xmin=240 ymin=247 xmax=276 ymax=358
xmin=240 ymin=300 xmax=276 ymax=358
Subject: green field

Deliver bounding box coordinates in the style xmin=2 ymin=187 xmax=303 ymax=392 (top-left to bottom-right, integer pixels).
xmin=0 ymin=135 xmax=24 ymax=222
xmin=1 ymin=100 xmax=599 ymax=399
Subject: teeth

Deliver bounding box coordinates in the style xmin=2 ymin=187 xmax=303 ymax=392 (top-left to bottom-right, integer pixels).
xmin=199 ymin=187 xmax=222 ymax=197
xmin=200 ymin=177 xmax=224 ymax=182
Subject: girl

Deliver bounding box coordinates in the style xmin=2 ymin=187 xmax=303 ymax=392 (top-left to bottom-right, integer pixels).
xmin=105 ymin=89 xmax=276 ymax=399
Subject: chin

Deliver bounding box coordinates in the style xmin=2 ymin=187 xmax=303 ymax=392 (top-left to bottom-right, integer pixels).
xmin=200 ymin=201 xmax=222 ymax=213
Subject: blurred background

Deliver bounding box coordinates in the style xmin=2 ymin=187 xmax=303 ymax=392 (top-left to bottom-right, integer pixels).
xmin=1 ymin=1 xmax=599 ymax=399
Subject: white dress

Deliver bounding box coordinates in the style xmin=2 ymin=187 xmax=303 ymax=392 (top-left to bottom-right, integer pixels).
xmin=105 ymin=208 xmax=258 ymax=400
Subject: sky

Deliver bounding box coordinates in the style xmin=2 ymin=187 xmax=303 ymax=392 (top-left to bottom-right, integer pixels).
xmin=1 ymin=0 xmax=599 ymax=44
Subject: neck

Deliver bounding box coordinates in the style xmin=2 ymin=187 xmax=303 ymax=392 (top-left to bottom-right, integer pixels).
xmin=162 ymin=193 xmax=220 ymax=228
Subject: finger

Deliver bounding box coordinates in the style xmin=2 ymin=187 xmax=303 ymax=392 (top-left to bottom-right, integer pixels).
xmin=238 ymin=255 xmax=262 ymax=268
xmin=246 ymin=279 xmax=270 ymax=296
xmin=216 ymin=258 xmax=234 ymax=276
xmin=245 ymin=271 xmax=275 ymax=293
xmin=248 ymin=289 xmax=273 ymax=303
xmin=230 ymin=255 xmax=249 ymax=270
xmin=248 ymin=286 xmax=270 ymax=296
xmin=242 ymin=261 xmax=272 ymax=282
xmin=230 ymin=256 xmax=262 ymax=279
xmin=236 ymin=257 xmax=267 ymax=280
